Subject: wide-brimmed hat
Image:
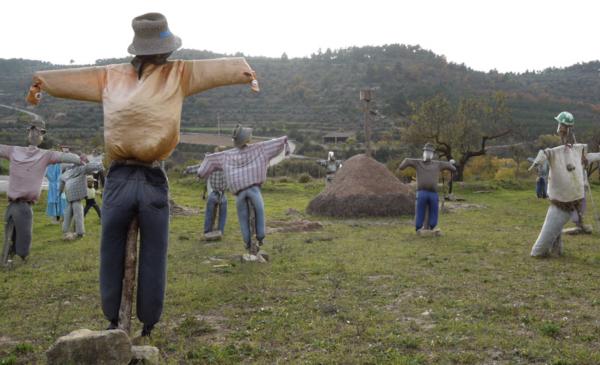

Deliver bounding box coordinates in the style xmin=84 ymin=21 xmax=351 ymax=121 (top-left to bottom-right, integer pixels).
xmin=423 ymin=142 xmax=435 ymax=152
xmin=232 ymin=124 xmax=253 ymax=148
xmin=127 ymin=13 xmax=182 ymax=56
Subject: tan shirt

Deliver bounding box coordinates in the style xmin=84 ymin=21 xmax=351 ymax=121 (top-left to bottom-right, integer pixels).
xmin=31 ymin=58 xmax=254 ymax=162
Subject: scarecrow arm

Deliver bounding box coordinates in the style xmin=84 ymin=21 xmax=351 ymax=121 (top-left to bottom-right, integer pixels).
xmin=196 ymin=153 xmax=224 ymax=179
xmin=0 ymin=145 xmax=13 ymax=160
xmin=440 ymin=161 xmax=457 ymax=172
xmin=586 ymin=152 xmax=600 ymax=164
xmin=398 ymin=158 xmax=416 ymax=171
xmin=260 ymin=136 xmax=289 ymax=161
xmin=55 ymin=152 xmax=82 ymax=165
xmin=27 ymin=66 xmax=106 ymax=105
xmin=182 ymin=58 xmax=255 ymax=96
xmin=528 ymin=149 xmax=548 ymax=171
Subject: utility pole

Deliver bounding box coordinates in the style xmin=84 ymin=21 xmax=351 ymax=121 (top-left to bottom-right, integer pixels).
xmin=360 ymin=89 xmax=373 ymax=157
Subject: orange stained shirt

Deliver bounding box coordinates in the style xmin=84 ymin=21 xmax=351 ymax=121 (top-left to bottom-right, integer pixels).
xmin=31 ymin=58 xmax=255 ymax=162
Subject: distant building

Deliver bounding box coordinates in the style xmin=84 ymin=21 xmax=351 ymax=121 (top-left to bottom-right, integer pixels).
xmin=323 ymin=131 xmax=355 ymax=144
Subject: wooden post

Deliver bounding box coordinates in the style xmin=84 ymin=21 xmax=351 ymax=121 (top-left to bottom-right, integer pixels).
xmin=360 ymin=89 xmax=372 ymax=157
xmin=118 ymin=217 xmax=139 ymax=335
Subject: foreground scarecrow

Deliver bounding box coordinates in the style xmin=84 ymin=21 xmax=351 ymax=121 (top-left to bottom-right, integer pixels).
xmin=398 ymin=142 xmax=456 ymax=234
xmin=1 ymin=121 xmax=80 ymax=266
xmin=529 ymin=112 xmax=600 ymax=257
xmin=27 ymin=12 xmax=257 ymax=336
xmin=196 ymin=125 xmax=288 ymax=255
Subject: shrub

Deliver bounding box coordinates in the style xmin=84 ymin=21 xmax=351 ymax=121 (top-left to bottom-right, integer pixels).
xmin=298 ymin=173 xmax=311 ymax=183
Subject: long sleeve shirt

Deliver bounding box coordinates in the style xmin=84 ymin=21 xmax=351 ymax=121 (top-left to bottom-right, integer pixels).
xmin=398 ymin=158 xmax=456 ymax=192
xmin=30 ymin=58 xmax=255 ymax=163
xmin=197 ymin=137 xmax=289 ymax=194
xmin=0 ymin=145 xmax=80 ymax=202
xmin=60 ymin=162 xmax=104 ymax=202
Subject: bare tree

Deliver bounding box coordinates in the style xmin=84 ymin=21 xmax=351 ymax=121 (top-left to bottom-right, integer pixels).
xmin=404 ymin=93 xmax=514 ymax=180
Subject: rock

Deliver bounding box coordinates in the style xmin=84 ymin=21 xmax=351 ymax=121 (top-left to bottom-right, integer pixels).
xmin=563 ymin=225 xmax=592 ymax=235
xmin=46 ymin=329 xmax=132 ymax=365
xmin=241 ymin=252 xmax=268 ymax=263
xmin=266 ymin=219 xmax=323 ymax=233
xmin=285 ymin=208 xmax=301 ymax=216
xmin=130 ymin=346 xmax=161 ymax=365
xmin=204 ymin=231 xmax=223 ymax=241
xmin=258 ymin=251 xmax=269 ymax=262
xmin=416 ymin=228 xmax=442 ymax=237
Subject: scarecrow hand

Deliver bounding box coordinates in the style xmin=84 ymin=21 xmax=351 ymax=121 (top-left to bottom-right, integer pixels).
xmin=26 ymin=82 xmax=42 ymax=105
xmin=244 ymin=71 xmax=260 ymax=92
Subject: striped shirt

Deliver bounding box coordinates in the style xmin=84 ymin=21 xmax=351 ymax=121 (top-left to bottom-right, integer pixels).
xmin=197 ymin=136 xmax=288 ymax=194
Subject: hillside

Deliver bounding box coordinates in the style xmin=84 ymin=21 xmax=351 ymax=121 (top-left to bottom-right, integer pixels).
xmin=1 ymin=44 xmax=599 ymax=145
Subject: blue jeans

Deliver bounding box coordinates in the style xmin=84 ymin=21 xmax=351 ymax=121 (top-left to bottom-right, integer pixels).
xmin=415 ymin=190 xmax=439 ymax=230
xmin=204 ymin=191 xmax=227 ymax=233
xmin=536 ymin=177 xmax=548 ymax=198
xmin=235 ymin=185 xmax=265 ymax=248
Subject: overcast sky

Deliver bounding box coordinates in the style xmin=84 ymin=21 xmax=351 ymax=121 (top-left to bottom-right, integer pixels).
xmin=1 ymin=0 xmax=598 ymax=73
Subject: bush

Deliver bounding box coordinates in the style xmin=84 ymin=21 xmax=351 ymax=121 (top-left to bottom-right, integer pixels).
xmin=298 ymin=173 xmax=311 ymax=183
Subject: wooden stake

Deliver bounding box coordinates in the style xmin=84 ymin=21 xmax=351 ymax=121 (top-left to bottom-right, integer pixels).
xmin=118 ymin=217 xmax=139 ymax=335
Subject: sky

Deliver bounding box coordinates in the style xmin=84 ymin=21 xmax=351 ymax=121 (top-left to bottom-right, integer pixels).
xmin=1 ymin=0 xmax=598 ymax=73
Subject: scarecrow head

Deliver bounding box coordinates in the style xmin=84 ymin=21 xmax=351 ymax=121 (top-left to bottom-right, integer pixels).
xmin=422 ymin=142 xmax=435 ymax=162
xmin=128 ymin=13 xmax=182 ymax=78
xmin=27 ymin=119 xmax=46 ymax=147
xmin=555 ymin=111 xmax=575 ymax=145
xmin=232 ymin=124 xmax=253 ymax=148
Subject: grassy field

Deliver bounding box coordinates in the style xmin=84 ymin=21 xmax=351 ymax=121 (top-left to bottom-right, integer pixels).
xmin=1 ymin=177 xmax=600 ymax=364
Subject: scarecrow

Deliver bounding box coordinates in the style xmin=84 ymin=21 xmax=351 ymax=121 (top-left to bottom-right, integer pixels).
xmin=318 ymin=151 xmax=342 ymax=184
xmin=1 ymin=120 xmax=80 ymax=266
xmin=196 ymin=125 xmax=288 ymax=255
xmin=45 ymin=159 xmax=66 ymax=223
xmin=528 ymin=112 xmax=600 ymax=256
xmin=398 ymin=142 xmax=456 ymax=233
xmin=527 ymin=156 xmax=549 ymax=198
xmin=26 ymin=13 xmax=257 ymax=336
xmin=185 ymin=146 xmax=229 ymax=240
xmin=84 ymin=175 xmax=101 ymax=219
xmin=59 ymin=156 xmax=103 ymax=240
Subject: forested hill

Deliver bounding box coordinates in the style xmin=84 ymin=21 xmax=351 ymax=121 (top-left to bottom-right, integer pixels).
xmin=1 ymin=44 xmax=599 ymax=140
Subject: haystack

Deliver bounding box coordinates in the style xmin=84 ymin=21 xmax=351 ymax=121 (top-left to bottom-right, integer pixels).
xmin=307 ymin=154 xmax=415 ymax=217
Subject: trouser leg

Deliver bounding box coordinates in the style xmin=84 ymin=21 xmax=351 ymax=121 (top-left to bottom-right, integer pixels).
xmin=72 ymin=200 xmax=85 ymax=236
xmin=136 ymin=167 xmax=169 ymax=327
xmin=92 ymin=202 xmax=101 ymax=219
xmin=427 ymin=192 xmax=439 ymax=229
xmin=9 ymin=203 xmax=33 ymax=258
xmin=218 ymin=193 xmax=227 ymax=233
xmin=63 ymin=202 xmax=74 ymax=233
xmin=99 ymin=170 xmax=136 ymax=324
xmin=236 ymin=190 xmax=251 ymax=248
xmin=204 ymin=192 xmax=217 ymax=233
xmin=247 ymin=186 xmax=266 ymax=242
xmin=415 ymin=190 xmax=428 ymax=230
xmin=84 ymin=199 xmax=92 ymax=216
xmin=531 ymin=205 xmax=571 ymax=257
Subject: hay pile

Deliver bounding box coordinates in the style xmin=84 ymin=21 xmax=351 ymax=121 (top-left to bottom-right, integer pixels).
xmin=307 ymin=154 xmax=415 ymax=217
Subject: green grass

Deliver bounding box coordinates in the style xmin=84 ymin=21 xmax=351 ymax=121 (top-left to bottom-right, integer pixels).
xmin=1 ymin=177 xmax=600 ymax=364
